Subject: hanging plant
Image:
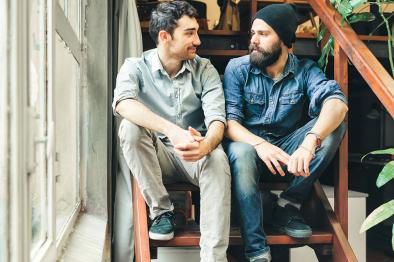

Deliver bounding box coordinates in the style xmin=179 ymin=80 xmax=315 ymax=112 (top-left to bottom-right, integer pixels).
xmin=317 ymin=0 xmax=394 ymax=77
xmin=359 ymin=148 xmax=394 ymax=251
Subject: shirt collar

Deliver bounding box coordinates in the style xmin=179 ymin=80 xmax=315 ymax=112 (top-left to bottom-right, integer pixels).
xmin=150 ymin=49 xmax=191 ymax=77
xmin=249 ymin=53 xmax=296 ymax=78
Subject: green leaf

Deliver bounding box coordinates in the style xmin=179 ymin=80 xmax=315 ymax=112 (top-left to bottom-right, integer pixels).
xmin=338 ymin=0 xmax=353 ymax=18
xmin=350 ymin=0 xmax=366 ymax=9
xmin=318 ymin=36 xmax=334 ymax=69
xmin=377 ymin=161 xmax=394 ymax=188
xmin=317 ymin=26 xmax=327 ymax=43
xmin=392 ymin=224 xmax=394 ymax=251
xmin=360 ymin=199 xmax=394 ymax=233
xmin=361 ymin=148 xmax=394 ymax=162
xmin=348 ymin=13 xmax=376 ymax=24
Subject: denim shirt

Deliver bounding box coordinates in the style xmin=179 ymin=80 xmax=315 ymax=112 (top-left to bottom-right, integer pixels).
xmin=223 ymin=53 xmax=347 ymax=139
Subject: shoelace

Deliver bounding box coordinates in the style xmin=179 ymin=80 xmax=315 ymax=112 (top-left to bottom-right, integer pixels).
xmin=152 ymin=212 xmax=173 ymax=225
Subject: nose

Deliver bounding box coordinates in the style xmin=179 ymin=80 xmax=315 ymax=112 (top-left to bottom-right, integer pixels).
xmin=193 ymin=33 xmax=201 ymax=46
xmin=250 ymin=33 xmax=259 ymax=45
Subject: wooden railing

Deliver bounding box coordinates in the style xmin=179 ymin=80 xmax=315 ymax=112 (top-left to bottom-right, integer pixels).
xmin=308 ymin=0 xmax=394 ymax=118
xmin=307 ymin=0 xmax=394 ymax=260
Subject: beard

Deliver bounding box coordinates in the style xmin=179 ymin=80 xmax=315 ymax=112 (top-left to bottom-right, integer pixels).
xmin=249 ymin=40 xmax=282 ymax=68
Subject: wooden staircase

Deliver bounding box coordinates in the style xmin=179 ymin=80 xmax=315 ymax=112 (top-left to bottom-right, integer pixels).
xmin=133 ymin=179 xmax=356 ymax=261
xmin=131 ymin=0 xmax=394 ymax=261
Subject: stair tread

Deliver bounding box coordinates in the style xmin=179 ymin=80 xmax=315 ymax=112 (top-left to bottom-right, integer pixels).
xmin=151 ymin=226 xmax=333 ymax=247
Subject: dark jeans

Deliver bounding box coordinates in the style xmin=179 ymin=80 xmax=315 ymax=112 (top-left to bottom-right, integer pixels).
xmin=225 ymin=119 xmax=346 ymax=260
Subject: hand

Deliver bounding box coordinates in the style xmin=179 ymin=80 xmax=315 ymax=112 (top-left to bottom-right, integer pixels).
xmin=255 ymin=141 xmax=290 ymax=176
xmin=174 ymin=139 xmax=210 ymax=162
xmin=287 ymin=136 xmax=317 ymax=177
xmin=166 ymin=126 xmax=197 ymax=148
xmin=188 ymin=126 xmax=205 ymax=143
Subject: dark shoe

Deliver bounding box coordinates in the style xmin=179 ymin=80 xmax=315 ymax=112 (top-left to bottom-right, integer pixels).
xmin=149 ymin=211 xmax=174 ymax=240
xmin=272 ymin=204 xmax=312 ymax=238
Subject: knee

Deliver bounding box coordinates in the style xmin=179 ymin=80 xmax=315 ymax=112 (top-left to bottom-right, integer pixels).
xmin=206 ymin=149 xmax=231 ymax=179
xmin=226 ymin=141 xmax=257 ymax=163
xmin=118 ymin=119 xmax=148 ymax=148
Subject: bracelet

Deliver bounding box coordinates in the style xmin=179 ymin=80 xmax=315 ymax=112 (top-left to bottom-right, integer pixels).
xmin=252 ymin=140 xmax=267 ymax=148
xmin=305 ymin=131 xmax=322 ymax=149
xmin=299 ymin=145 xmax=316 ymax=158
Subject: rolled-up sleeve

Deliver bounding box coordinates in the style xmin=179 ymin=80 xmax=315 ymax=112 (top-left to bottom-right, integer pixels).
xmin=112 ymin=58 xmax=140 ymax=117
xmin=304 ymin=61 xmax=348 ymax=118
xmin=223 ymin=59 xmax=244 ymax=123
xmin=200 ymin=61 xmax=227 ymax=128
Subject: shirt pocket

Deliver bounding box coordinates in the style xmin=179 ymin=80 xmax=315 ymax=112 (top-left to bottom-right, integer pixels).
xmin=279 ymin=92 xmax=304 ymax=105
xmin=243 ymin=92 xmax=265 ymax=120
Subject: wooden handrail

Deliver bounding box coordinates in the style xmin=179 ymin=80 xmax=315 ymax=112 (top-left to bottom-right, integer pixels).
xmin=307 ymin=0 xmax=394 ymax=118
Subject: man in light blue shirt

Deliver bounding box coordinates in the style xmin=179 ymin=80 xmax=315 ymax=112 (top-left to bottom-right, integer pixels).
xmin=113 ymin=1 xmax=230 ymax=261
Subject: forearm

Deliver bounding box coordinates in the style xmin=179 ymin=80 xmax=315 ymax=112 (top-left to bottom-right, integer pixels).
xmin=309 ymin=99 xmax=348 ymax=139
xmin=202 ymin=120 xmax=225 ymax=152
xmin=115 ymin=99 xmax=177 ymax=135
xmin=226 ymin=120 xmax=266 ymax=146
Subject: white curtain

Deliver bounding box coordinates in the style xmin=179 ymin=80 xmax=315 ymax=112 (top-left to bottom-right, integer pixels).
xmin=113 ymin=0 xmax=142 ymax=261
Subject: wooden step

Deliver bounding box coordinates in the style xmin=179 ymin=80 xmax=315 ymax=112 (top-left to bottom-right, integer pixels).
xmin=151 ymin=226 xmax=333 ymax=247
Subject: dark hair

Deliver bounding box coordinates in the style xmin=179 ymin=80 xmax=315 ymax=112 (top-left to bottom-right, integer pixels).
xmin=149 ymin=1 xmax=198 ymax=44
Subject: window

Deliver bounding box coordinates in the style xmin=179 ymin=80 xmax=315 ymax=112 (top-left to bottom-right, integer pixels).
xmin=2 ymin=0 xmax=86 ymax=260
xmin=0 ymin=0 xmax=9 ymax=261
xmin=29 ymin=0 xmax=48 ymax=254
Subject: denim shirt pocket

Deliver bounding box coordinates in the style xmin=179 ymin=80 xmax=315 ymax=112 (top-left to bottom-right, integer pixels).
xmin=243 ymin=92 xmax=265 ymax=120
xmin=279 ymin=92 xmax=304 ymax=105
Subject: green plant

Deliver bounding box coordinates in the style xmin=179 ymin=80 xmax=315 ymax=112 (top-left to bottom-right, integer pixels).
xmin=317 ymin=0 xmax=394 ymax=77
xmin=359 ymin=148 xmax=394 ymax=251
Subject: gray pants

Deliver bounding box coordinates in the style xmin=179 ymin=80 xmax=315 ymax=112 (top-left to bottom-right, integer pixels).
xmin=118 ymin=119 xmax=231 ymax=262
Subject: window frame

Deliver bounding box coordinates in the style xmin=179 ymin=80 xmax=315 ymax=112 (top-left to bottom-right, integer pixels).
xmin=3 ymin=0 xmax=87 ymax=261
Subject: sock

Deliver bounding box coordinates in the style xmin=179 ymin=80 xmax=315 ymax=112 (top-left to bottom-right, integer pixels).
xmin=250 ymin=250 xmax=271 ymax=262
xmin=277 ymin=197 xmax=301 ymax=210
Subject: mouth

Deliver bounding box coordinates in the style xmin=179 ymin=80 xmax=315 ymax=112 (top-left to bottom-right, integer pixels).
xmin=188 ymin=47 xmax=197 ymax=52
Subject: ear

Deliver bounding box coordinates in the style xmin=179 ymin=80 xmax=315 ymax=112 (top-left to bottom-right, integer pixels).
xmin=158 ymin=30 xmax=171 ymax=45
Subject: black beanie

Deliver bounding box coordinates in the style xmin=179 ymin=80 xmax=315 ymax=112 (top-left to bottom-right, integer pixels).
xmin=254 ymin=4 xmax=298 ymax=48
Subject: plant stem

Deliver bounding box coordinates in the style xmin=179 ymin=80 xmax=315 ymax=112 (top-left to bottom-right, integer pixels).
xmin=378 ymin=4 xmax=394 ymax=77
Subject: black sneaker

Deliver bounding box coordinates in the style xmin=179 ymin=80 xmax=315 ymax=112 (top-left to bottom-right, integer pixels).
xmin=149 ymin=211 xmax=174 ymax=240
xmin=272 ymin=204 xmax=312 ymax=238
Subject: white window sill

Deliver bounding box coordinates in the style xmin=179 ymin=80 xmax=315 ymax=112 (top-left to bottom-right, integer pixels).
xmin=59 ymin=213 xmax=109 ymax=262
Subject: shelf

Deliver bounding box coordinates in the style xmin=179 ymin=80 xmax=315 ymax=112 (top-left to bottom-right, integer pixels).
xmin=197 ymin=49 xmax=249 ymax=56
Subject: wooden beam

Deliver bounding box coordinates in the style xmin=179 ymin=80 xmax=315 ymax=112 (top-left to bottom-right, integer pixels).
xmin=308 ymin=0 xmax=394 ymax=118
xmin=250 ymin=0 xmax=257 ymax=25
xmin=132 ymin=177 xmax=151 ymax=262
xmin=333 ymin=41 xmax=349 ymax=237
xmin=313 ymin=182 xmax=357 ymax=262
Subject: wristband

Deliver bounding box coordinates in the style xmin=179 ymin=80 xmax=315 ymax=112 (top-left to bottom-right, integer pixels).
xmin=305 ymin=131 xmax=322 ymax=149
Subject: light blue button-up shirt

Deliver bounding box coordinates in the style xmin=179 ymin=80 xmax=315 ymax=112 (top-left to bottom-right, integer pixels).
xmin=113 ymin=49 xmax=226 ymax=137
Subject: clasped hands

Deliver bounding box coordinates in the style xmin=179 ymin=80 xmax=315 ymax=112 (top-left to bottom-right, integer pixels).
xmin=255 ymin=137 xmax=317 ymax=177
xmin=168 ymin=126 xmax=210 ymax=162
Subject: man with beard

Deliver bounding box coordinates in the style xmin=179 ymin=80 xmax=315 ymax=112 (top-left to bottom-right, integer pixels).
xmin=223 ymin=4 xmax=348 ymax=262
xmin=113 ymin=1 xmax=231 ymax=261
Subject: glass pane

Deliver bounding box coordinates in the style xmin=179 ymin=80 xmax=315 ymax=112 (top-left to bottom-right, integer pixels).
xmin=58 ymin=0 xmax=65 ymax=11
xmin=29 ymin=0 xmax=47 ymax=252
xmin=68 ymin=0 xmax=80 ymax=39
xmin=57 ymin=0 xmax=80 ymax=39
xmin=0 ymin=1 xmax=8 ymax=260
xmin=54 ymin=33 xmax=80 ymax=236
